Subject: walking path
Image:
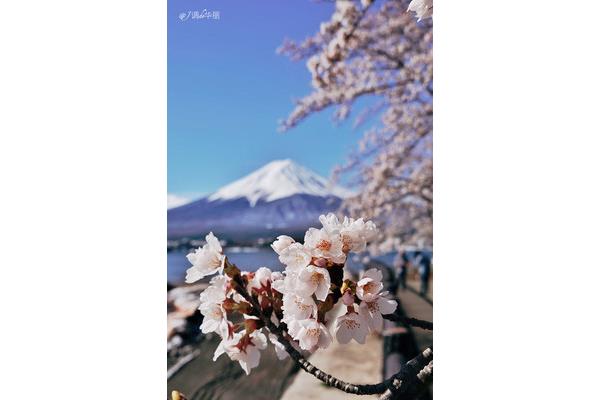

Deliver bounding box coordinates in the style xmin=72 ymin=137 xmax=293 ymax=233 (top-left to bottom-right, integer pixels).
xmin=405 ymin=276 xmax=433 ymax=303
xmin=167 ymin=334 xmax=298 ymax=400
xmin=396 ymin=287 xmax=433 ymax=352
xmin=395 ymin=285 xmax=433 ymax=399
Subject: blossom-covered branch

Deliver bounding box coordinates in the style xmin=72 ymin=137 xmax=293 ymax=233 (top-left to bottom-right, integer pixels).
xmin=279 ymin=0 xmax=433 ymax=253
xmin=227 ymin=263 xmax=389 ymax=395
xmin=182 ymin=214 xmax=431 ymax=398
xmin=230 ymin=264 xmax=432 ymax=398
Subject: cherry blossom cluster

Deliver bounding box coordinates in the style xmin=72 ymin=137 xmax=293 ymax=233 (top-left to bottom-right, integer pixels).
xmin=278 ymin=0 xmax=433 ymax=253
xmin=184 ymin=214 xmax=396 ymax=375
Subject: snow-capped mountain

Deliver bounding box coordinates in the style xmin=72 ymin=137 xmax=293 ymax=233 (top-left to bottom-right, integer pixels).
xmin=208 ymin=159 xmax=351 ymax=205
xmin=168 ymin=160 xmax=351 ymax=239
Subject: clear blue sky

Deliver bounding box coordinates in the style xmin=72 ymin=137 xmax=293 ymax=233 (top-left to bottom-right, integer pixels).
xmin=168 ymin=0 xmax=369 ymax=201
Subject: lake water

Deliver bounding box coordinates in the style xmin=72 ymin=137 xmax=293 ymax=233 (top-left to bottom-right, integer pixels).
xmin=168 ymin=247 xmax=397 ymax=284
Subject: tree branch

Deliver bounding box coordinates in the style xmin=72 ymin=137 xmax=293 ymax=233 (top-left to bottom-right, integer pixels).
xmin=383 ymin=309 xmax=433 ymax=331
xmin=378 ymin=347 xmax=433 ymax=400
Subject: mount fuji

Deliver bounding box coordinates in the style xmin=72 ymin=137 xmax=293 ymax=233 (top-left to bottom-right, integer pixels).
xmin=167 ymin=160 xmax=352 ymax=239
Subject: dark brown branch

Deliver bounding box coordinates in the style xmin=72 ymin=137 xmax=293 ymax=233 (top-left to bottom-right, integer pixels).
xmin=366 ymin=47 xmax=405 ymax=69
xmin=383 ymin=311 xmax=433 ymax=331
xmin=417 ymin=360 xmax=433 ymax=383
xmin=378 ymin=347 xmax=433 ymax=400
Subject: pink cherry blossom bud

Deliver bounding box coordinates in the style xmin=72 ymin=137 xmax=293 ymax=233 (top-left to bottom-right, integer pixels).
xmin=341 ymin=291 xmax=354 ymax=306
xmin=313 ymin=257 xmax=328 ymax=267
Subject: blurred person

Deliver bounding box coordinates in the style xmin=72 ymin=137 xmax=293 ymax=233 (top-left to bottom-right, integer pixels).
xmin=418 ymin=252 xmax=431 ymax=297
xmin=395 ymin=252 xmax=408 ymax=290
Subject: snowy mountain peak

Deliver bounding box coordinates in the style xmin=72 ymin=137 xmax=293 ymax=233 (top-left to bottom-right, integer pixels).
xmin=207 ymin=159 xmax=352 ymax=206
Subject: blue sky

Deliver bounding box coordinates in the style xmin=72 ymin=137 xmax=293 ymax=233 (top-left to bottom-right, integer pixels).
xmin=168 ymin=0 xmax=370 ymax=205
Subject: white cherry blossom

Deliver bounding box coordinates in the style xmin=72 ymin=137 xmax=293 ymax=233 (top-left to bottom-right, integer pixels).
xmin=281 ymin=292 xmax=317 ymax=323
xmin=271 ymin=271 xmax=284 ymax=283
xmin=213 ymin=330 xmax=268 ymax=375
xmin=335 ymin=311 xmax=369 ymax=344
xmin=268 ymin=333 xmax=289 ymax=360
xmin=292 ymin=319 xmax=332 ymax=351
xmin=304 ymin=227 xmax=345 ymax=263
xmin=185 ymin=232 xmax=225 ymax=283
xmin=199 ymin=275 xmax=228 ymax=304
xmin=319 ymin=213 xmax=343 ymax=233
xmin=232 ymin=330 xmax=267 ymax=374
xmin=319 ymin=213 xmax=378 ymax=253
xmin=199 ymin=302 xmax=229 ymax=336
xmin=271 ymin=235 xmax=295 ymax=255
xmin=407 ymin=0 xmax=433 ymax=21
xmin=248 ymin=267 xmax=272 ymax=291
xmin=359 ymin=294 xmax=397 ymax=332
xmin=340 ymin=217 xmax=377 ymax=253
xmin=285 ymin=318 xmax=302 ymax=338
xmin=356 ymin=268 xmax=384 ymax=302
xmin=296 ymin=265 xmax=331 ymax=301
xmin=270 ymin=276 xmax=286 ymax=294
xmin=278 ymin=243 xmax=312 ymax=273
xmin=271 ymin=271 xmax=299 ymax=294
xmin=269 ymin=271 xmax=285 ymax=293
xmin=213 ymin=333 xmax=237 ymax=361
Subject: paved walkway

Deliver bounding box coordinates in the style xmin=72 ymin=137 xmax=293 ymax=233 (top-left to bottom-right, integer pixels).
xmin=405 ymin=277 xmax=433 ymax=302
xmin=168 ymin=334 xmax=298 ymax=400
xmin=396 ymin=287 xmax=433 ymax=351
xmin=395 ymin=285 xmax=433 ymax=399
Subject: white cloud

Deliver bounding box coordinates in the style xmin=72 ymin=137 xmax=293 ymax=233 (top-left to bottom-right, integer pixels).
xmin=167 ymin=193 xmax=192 ymax=209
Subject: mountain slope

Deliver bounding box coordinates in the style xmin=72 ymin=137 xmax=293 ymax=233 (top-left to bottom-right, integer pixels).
xmin=208 ymin=159 xmax=351 ymax=206
xmin=168 ymin=160 xmax=349 ymax=239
